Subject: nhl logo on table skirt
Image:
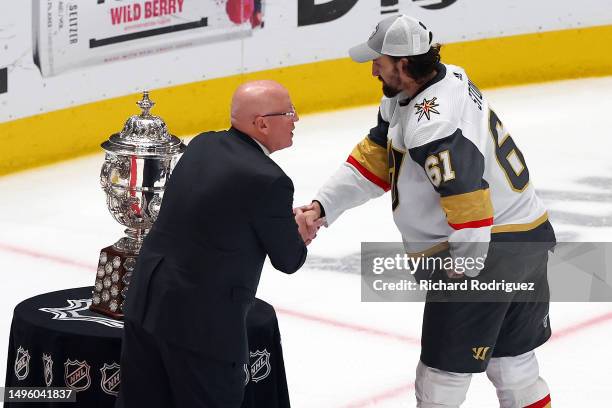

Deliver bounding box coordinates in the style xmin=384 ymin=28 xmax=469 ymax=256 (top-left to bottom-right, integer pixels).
xmin=43 ymin=354 xmax=54 ymax=386
xmin=100 ymin=363 xmax=121 ymax=396
xmin=14 ymin=346 xmax=30 ymax=380
xmin=64 ymin=359 xmax=91 ymax=391
xmin=249 ymin=349 xmax=271 ymax=383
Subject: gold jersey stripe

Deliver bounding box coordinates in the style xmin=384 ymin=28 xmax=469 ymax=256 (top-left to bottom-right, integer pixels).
xmin=492 ymin=212 xmax=549 ymax=233
xmin=349 ymin=137 xmax=390 ymax=184
xmin=407 ymin=242 xmax=450 ymax=258
xmin=440 ymin=189 xmax=494 ymax=225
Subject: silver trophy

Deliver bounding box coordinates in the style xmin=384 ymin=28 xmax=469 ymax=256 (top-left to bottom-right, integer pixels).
xmin=91 ymin=91 xmax=185 ymax=319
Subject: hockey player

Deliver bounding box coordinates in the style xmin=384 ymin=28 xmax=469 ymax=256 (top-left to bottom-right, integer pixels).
xmin=296 ymin=15 xmax=555 ymax=408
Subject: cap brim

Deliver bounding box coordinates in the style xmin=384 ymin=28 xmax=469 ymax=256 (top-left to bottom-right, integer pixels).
xmin=348 ymin=42 xmax=382 ymax=63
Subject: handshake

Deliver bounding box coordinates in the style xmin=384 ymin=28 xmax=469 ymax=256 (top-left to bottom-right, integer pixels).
xmin=293 ymin=201 xmax=326 ymax=246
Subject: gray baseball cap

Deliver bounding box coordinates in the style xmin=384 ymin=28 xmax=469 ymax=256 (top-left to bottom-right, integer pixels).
xmin=349 ymin=15 xmax=433 ymax=62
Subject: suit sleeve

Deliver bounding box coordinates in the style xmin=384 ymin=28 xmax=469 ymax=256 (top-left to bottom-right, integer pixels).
xmin=314 ymin=109 xmax=391 ymax=225
xmin=251 ymin=175 xmax=307 ymax=274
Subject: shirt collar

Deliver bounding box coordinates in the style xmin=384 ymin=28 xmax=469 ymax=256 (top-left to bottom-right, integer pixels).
xmin=253 ymin=138 xmax=271 ymax=156
xmin=229 ymin=126 xmax=270 ymax=156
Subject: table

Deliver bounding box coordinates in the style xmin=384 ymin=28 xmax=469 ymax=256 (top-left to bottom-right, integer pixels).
xmin=4 ymin=287 xmax=290 ymax=408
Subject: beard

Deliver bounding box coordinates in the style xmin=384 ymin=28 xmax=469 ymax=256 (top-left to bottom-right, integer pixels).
xmin=382 ymin=82 xmax=401 ymax=98
xmin=379 ymin=76 xmax=401 ymax=98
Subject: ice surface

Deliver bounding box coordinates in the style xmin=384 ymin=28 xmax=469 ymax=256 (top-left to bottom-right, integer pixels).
xmin=1 ymin=76 xmax=611 ymax=407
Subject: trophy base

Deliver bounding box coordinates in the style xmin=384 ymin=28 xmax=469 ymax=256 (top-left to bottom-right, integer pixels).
xmin=89 ymin=245 xmax=138 ymax=320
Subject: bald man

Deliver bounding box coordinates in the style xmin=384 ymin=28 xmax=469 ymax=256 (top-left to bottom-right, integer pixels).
xmin=116 ymin=80 xmax=310 ymax=408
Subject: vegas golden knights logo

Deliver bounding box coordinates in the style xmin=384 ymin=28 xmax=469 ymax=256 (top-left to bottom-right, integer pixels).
xmin=472 ymin=346 xmax=490 ymax=361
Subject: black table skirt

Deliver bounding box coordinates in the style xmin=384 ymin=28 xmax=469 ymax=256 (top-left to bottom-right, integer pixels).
xmin=4 ymin=287 xmax=290 ymax=408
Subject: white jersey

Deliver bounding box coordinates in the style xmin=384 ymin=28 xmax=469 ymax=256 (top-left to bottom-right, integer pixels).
xmin=315 ymin=63 xmax=548 ymax=260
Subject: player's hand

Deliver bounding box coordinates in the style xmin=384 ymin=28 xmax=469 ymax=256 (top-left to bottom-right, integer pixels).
xmin=294 ymin=201 xmax=325 ymax=228
xmin=293 ymin=202 xmax=319 ymax=217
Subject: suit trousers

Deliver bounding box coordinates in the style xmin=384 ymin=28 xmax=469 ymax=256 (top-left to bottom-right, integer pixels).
xmin=115 ymin=320 xmax=246 ymax=408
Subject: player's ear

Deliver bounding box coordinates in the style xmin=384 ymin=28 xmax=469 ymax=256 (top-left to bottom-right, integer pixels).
xmin=397 ymin=57 xmax=410 ymax=77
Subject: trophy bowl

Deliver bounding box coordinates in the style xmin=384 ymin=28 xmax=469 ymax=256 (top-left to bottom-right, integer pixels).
xmin=91 ymin=91 xmax=185 ymax=318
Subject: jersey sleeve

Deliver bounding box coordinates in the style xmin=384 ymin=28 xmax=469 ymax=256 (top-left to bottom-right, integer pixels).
xmin=315 ymin=108 xmax=391 ymax=225
xmin=408 ymin=121 xmax=492 ymax=275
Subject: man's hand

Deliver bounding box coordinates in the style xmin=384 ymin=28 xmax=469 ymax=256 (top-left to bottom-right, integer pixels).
xmin=294 ymin=202 xmax=325 ymax=245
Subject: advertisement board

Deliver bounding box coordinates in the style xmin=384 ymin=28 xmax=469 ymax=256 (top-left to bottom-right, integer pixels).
xmin=0 ymin=0 xmax=610 ymax=174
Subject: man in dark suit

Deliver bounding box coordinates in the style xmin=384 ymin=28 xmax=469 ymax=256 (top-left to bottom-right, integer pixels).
xmin=116 ymin=80 xmax=315 ymax=408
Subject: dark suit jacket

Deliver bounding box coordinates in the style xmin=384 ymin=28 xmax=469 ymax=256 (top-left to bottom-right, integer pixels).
xmin=123 ymin=127 xmax=307 ymax=363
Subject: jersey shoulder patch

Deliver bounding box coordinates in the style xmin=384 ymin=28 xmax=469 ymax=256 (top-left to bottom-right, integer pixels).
xmin=405 ymin=75 xmax=466 ymax=148
xmin=409 ymin=79 xmax=461 ymax=125
xmin=412 ymin=95 xmax=442 ymax=123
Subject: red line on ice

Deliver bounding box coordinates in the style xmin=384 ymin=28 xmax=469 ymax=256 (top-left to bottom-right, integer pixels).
xmin=338 ymin=311 xmax=612 ymax=407
xmin=4 ymin=240 xmax=611 ymax=345
xmin=3 ymin=241 xmax=612 ymax=407
xmin=0 ymin=242 xmax=93 ymax=270
xmin=550 ymin=310 xmax=612 ymax=341
xmin=275 ymin=306 xmax=420 ymax=345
